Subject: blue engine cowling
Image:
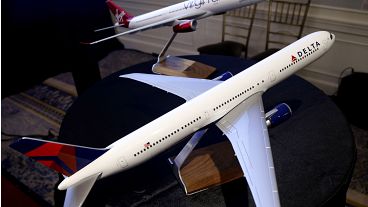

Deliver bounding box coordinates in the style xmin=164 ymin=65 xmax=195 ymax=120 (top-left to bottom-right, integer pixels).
xmin=213 ymin=71 xmax=233 ymax=81
xmin=265 ymin=103 xmax=292 ymax=127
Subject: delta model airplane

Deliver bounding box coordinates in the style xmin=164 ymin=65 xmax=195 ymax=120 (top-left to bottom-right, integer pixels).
xmin=87 ymin=0 xmax=264 ymax=44
xmin=11 ymin=31 xmax=335 ymax=207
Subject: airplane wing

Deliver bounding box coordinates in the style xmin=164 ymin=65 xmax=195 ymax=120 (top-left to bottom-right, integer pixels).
xmin=216 ymin=92 xmax=281 ymax=207
xmin=86 ymin=11 xmax=206 ymax=45
xmin=120 ymin=73 xmax=221 ymax=101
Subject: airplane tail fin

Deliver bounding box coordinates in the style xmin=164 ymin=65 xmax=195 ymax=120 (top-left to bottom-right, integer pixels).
xmin=106 ymin=0 xmax=133 ymax=28
xmin=10 ymin=137 xmax=108 ymax=176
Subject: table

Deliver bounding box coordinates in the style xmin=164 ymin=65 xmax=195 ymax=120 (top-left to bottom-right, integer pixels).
xmin=58 ymin=55 xmax=356 ymax=207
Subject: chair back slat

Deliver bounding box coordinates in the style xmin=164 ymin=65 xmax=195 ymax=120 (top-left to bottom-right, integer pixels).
xmin=221 ymin=4 xmax=258 ymax=57
xmin=266 ymin=0 xmax=311 ymax=50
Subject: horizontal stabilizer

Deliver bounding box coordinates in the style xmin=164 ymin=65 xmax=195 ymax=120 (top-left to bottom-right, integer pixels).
xmin=63 ymin=173 xmax=101 ymax=207
xmin=10 ymin=137 xmax=108 ymax=176
xmin=94 ymin=24 xmax=125 ymax=32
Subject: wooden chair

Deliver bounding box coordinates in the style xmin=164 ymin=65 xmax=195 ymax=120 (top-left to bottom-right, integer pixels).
xmin=197 ymin=4 xmax=257 ymax=58
xmin=251 ymin=0 xmax=311 ymax=61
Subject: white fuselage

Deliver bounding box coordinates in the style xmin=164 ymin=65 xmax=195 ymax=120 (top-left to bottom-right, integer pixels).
xmin=129 ymin=0 xmax=262 ymax=28
xmin=59 ymin=31 xmax=335 ymax=190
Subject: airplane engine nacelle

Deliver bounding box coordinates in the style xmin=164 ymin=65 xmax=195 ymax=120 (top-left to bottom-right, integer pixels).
xmin=213 ymin=71 xmax=233 ymax=81
xmin=265 ymin=103 xmax=292 ymax=127
xmin=173 ymin=20 xmax=197 ymax=33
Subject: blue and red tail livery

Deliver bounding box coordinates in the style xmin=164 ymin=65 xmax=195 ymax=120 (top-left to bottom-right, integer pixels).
xmin=10 ymin=138 xmax=108 ymax=176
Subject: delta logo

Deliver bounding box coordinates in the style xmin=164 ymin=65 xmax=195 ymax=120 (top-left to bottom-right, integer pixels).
xmin=292 ymin=41 xmax=321 ymax=62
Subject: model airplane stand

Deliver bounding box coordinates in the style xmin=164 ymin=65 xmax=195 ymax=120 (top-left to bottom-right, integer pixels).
xmin=169 ymin=103 xmax=292 ymax=195
xmin=168 ymin=131 xmax=244 ymax=195
xmin=152 ymin=32 xmax=216 ymax=78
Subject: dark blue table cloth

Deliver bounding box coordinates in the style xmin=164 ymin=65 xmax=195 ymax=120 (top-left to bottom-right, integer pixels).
xmin=58 ymin=55 xmax=355 ymax=207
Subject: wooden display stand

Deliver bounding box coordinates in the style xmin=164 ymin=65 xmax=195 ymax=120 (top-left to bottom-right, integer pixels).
xmin=177 ymin=141 xmax=243 ymax=194
xmin=152 ymin=56 xmax=216 ymax=79
xmin=168 ymin=128 xmax=244 ymax=195
xmin=151 ymin=32 xmax=216 ymax=78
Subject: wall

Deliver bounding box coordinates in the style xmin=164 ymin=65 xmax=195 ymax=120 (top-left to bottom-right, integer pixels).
xmin=313 ymin=0 xmax=368 ymax=10
xmin=114 ymin=0 xmax=368 ymax=95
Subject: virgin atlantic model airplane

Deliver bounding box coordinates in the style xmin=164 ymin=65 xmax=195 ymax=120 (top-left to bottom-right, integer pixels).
xmin=11 ymin=31 xmax=335 ymax=207
xmin=86 ymin=0 xmax=264 ymax=44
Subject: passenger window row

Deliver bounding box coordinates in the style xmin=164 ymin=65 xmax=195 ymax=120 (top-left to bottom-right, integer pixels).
xmin=134 ymin=116 xmax=202 ymax=157
xmin=213 ymin=80 xmax=265 ymax=111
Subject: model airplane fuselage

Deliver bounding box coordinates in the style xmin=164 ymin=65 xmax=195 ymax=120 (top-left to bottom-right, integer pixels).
xmin=12 ymin=31 xmax=335 ymax=207
xmin=128 ymin=0 xmax=256 ymax=29
xmin=90 ymin=0 xmax=264 ymax=44
xmin=70 ymin=31 xmax=334 ymax=204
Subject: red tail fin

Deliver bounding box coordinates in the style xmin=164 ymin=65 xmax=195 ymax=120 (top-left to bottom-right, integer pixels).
xmin=106 ymin=0 xmax=133 ymax=28
xmin=10 ymin=137 xmax=108 ymax=176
